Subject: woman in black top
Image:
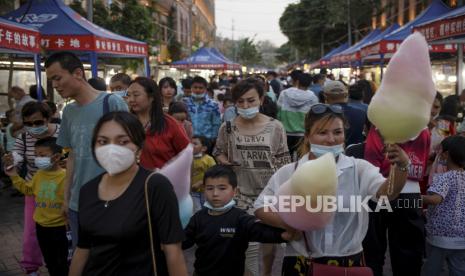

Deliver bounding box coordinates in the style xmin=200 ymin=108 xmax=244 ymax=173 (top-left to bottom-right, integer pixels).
xmin=69 ymin=111 xmax=187 ymax=276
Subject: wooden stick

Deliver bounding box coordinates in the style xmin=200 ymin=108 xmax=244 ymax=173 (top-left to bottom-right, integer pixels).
xmin=386 ymin=144 xmax=395 ymax=196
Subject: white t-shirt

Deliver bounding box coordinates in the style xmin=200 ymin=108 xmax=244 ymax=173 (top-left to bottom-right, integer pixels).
xmin=254 ymin=153 xmax=386 ymax=258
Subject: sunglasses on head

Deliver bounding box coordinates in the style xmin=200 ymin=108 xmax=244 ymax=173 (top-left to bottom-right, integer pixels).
xmin=309 ymin=104 xmax=343 ymax=115
xmin=23 ymin=120 xmax=45 ymax=127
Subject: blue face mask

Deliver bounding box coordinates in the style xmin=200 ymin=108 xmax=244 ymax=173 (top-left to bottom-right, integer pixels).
xmin=26 ymin=125 xmax=48 ymax=136
xmin=192 ymin=93 xmax=205 ymax=100
xmin=34 ymin=157 xmax=52 ymax=170
xmin=112 ymin=90 xmax=127 ymax=98
xmin=204 ymin=199 xmax=236 ymax=212
xmin=310 ymin=144 xmax=344 ymax=158
xmin=237 ymin=106 xmax=260 ymax=120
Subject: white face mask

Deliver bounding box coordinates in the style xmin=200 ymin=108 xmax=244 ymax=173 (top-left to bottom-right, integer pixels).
xmin=95 ymin=144 xmax=135 ymax=175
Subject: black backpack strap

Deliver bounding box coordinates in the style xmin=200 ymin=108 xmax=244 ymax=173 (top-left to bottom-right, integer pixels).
xmin=103 ymin=94 xmax=112 ymax=115
xmin=226 ymin=120 xmax=232 ymax=134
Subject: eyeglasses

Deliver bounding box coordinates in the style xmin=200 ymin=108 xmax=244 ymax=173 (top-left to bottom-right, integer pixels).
xmin=309 ymin=104 xmax=343 ymax=115
xmin=23 ymin=120 xmax=45 ymax=127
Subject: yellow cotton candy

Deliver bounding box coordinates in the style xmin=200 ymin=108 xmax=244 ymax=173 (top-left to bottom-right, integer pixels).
xmin=289 ymin=153 xmax=338 ymax=206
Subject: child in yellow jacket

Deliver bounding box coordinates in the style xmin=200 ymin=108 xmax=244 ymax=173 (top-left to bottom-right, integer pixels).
xmin=5 ymin=137 xmax=68 ymax=276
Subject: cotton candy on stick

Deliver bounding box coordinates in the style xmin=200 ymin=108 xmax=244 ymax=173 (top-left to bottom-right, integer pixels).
xmin=158 ymin=144 xmax=194 ymax=228
xmin=277 ymin=153 xmax=338 ymax=231
xmin=367 ymin=32 xmax=436 ymax=144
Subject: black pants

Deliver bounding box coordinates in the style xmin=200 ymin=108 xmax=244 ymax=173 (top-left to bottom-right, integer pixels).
xmin=363 ymin=193 xmax=424 ymax=276
xmin=286 ymin=135 xmax=303 ymax=161
xmin=36 ymin=223 xmax=69 ymax=276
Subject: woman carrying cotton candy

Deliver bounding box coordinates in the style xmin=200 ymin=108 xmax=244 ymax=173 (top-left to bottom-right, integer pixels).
xmin=254 ymin=104 xmax=410 ymax=275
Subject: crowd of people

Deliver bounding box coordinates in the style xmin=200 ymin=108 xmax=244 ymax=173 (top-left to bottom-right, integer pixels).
xmin=0 ymin=51 xmax=464 ymax=276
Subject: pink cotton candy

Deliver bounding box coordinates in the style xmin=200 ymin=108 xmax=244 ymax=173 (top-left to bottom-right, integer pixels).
xmin=368 ymin=32 xmax=436 ymax=143
xmin=158 ymin=144 xmax=193 ymax=199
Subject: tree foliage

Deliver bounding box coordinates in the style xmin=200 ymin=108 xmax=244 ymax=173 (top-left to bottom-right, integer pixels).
xmin=167 ymin=6 xmax=182 ymax=61
xmin=279 ymin=0 xmax=379 ymax=60
xmin=237 ymin=38 xmax=262 ymax=66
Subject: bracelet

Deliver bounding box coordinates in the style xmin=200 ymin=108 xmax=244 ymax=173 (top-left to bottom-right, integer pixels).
xmin=396 ymin=161 xmax=410 ymax=172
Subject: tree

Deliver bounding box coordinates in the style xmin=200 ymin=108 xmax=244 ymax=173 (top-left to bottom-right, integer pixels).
xmin=279 ymin=0 xmax=380 ymax=60
xmin=237 ymin=38 xmax=261 ymax=66
xmin=257 ymin=40 xmax=278 ymax=68
xmin=167 ymin=6 xmax=182 ymax=61
xmin=276 ymin=42 xmax=293 ymax=64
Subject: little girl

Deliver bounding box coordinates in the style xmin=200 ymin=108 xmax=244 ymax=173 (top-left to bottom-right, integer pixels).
xmin=422 ymin=135 xmax=465 ymax=276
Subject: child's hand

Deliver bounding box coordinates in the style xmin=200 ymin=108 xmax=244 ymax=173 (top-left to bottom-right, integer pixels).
xmin=192 ymin=181 xmax=203 ymax=190
xmin=281 ymin=228 xmax=301 ymax=241
xmin=4 ymin=165 xmax=18 ymax=177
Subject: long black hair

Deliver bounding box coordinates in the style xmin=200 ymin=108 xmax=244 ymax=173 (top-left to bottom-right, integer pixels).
xmin=159 ymin=77 xmax=177 ymax=96
xmin=130 ymin=77 xmax=166 ymax=135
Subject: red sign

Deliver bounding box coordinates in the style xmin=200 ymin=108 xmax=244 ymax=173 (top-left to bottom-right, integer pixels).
xmin=171 ymin=63 xmax=241 ymax=70
xmin=40 ymin=35 xmax=148 ymax=56
xmin=414 ymin=14 xmax=465 ymax=41
xmin=0 ymin=22 xmax=40 ymax=53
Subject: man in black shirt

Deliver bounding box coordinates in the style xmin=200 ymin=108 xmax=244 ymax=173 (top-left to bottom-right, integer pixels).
xmin=183 ymin=165 xmax=294 ymax=276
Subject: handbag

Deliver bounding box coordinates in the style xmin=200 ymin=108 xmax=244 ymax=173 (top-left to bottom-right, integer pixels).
xmin=144 ymin=172 xmax=159 ymax=276
xmin=302 ymin=233 xmax=373 ymax=276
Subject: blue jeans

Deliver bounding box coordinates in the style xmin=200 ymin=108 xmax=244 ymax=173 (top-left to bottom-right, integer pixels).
xmin=422 ymin=242 xmax=465 ymax=276
xmin=68 ymin=209 xmax=79 ymax=250
xmin=191 ymin=192 xmax=205 ymax=212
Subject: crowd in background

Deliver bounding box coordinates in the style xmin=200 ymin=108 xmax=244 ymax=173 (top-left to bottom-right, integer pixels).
xmin=0 ymin=51 xmax=464 ymax=276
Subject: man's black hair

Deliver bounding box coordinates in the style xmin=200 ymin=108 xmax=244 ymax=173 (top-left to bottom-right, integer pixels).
xmin=181 ymin=78 xmax=193 ymax=89
xmin=297 ymin=73 xmax=312 ymax=89
xmin=110 ymin=73 xmax=131 ymax=86
xmin=88 ymin=77 xmax=107 ymax=91
xmin=191 ymin=76 xmax=208 ymax=87
xmin=290 ymin=70 xmax=303 ymax=82
xmin=204 ymin=165 xmax=238 ymax=188
xmin=44 ymin=51 xmax=85 ymax=79
xmin=349 ymin=83 xmax=364 ymax=101
xmin=312 ymin=74 xmax=326 ymax=84
xmin=35 ymin=137 xmax=62 ymax=155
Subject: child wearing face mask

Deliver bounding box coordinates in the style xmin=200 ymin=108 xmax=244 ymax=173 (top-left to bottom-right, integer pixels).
xmin=4 ymin=137 xmax=68 ymax=276
xmin=422 ymin=135 xmax=465 ymax=276
xmin=183 ymin=165 xmax=295 ymax=276
xmin=191 ymin=135 xmax=216 ymax=212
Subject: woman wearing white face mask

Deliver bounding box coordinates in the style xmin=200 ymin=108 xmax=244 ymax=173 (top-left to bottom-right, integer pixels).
xmin=213 ymin=78 xmax=291 ymax=276
xmin=2 ymin=101 xmax=60 ymax=275
xmin=254 ymin=104 xmax=411 ymax=275
xmin=69 ymin=111 xmax=187 ymax=276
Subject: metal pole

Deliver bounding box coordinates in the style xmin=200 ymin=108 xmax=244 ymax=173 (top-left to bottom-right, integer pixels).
xmin=144 ymin=57 xmax=151 ymax=77
xmin=90 ymin=52 xmax=98 ymax=78
xmin=380 ymin=54 xmax=385 ymax=81
xmin=458 ymin=43 xmax=464 ymax=95
xmin=33 ymin=54 xmax=43 ymax=101
xmin=347 ymin=0 xmax=351 ymax=46
xmin=87 ymin=0 xmax=93 ymax=22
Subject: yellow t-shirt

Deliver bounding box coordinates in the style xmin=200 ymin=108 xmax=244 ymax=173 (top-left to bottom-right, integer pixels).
xmin=11 ymin=169 xmax=66 ymax=227
xmin=191 ymin=154 xmax=216 ymax=192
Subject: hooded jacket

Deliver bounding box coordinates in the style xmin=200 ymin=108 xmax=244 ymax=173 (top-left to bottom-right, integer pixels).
xmin=277 ymin=87 xmax=319 ymax=135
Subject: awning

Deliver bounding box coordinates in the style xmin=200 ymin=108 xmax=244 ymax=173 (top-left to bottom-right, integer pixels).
xmin=319 ymin=43 xmax=349 ymax=68
xmin=171 ymin=47 xmax=241 ymax=70
xmin=414 ymin=4 xmax=465 ymax=42
xmin=0 ymin=17 xmax=40 ymax=54
xmin=331 ymin=29 xmax=382 ymax=65
xmin=4 ymin=0 xmax=148 ymax=57
xmin=361 ymin=0 xmax=450 ymax=57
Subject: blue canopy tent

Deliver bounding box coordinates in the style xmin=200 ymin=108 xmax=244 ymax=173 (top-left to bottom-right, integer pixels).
xmin=361 ymin=0 xmax=451 ymax=59
xmin=0 ymin=17 xmax=44 ymax=100
xmin=331 ymin=29 xmax=382 ymax=67
xmin=171 ymin=47 xmax=241 ymax=70
xmin=318 ymin=42 xmax=349 ymax=68
xmin=4 ymin=0 xmax=149 ymax=78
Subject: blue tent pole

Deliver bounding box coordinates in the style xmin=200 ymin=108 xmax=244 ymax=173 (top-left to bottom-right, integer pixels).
xmin=33 ymin=54 xmax=43 ymax=101
xmin=144 ymin=57 xmax=150 ymax=77
xmin=90 ymin=52 xmax=98 ymax=78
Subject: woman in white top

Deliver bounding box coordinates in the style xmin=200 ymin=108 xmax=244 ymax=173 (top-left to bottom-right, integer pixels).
xmin=254 ymin=104 xmax=410 ymax=275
